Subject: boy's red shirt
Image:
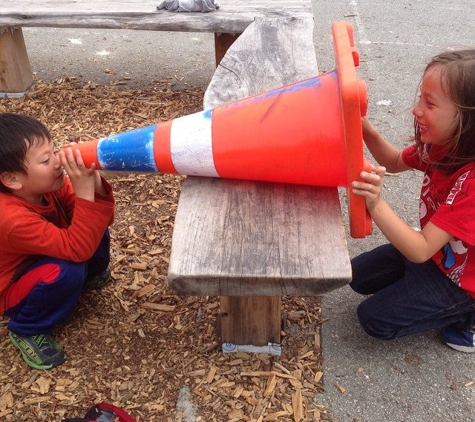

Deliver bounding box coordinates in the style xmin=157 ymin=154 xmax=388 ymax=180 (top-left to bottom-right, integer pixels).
xmin=403 ymin=144 xmax=475 ymax=298
xmin=0 ymin=177 xmax=114 ymax=313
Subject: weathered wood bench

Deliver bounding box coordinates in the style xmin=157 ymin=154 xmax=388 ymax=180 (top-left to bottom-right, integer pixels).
xmin=168 ymin=16 xmax=352 ymax=354
xmin=0 ymin=0 xmax=313 ymax=96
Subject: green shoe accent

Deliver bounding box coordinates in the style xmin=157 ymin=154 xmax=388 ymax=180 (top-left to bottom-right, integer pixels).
xmin=9 ymin=331 xmax=66 ymax=370
xmin=84 ymin=267 xmax=112 ymax=290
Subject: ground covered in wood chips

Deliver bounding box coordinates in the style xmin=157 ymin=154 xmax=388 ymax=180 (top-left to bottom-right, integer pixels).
xmin=0 ymin=79 xmax=330 ymax=422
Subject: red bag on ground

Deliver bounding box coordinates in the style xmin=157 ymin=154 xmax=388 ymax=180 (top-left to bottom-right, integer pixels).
xmin=61 ymin=402 xmax=137 ymax=422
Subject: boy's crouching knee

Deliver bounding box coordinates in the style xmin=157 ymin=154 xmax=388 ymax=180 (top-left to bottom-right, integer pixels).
xmin=51 ymin=261 xmax=87 ymax=292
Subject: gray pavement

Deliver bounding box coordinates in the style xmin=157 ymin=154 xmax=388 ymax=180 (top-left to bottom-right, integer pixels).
xmin=314 ymin=1 xmax=475 ymax=421
xmin=19 ymin=1 xmax=475 ymax=420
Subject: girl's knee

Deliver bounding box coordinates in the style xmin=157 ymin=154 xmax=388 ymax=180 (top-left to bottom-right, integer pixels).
xmin=356 ymin=301 xmax=396 ymax=340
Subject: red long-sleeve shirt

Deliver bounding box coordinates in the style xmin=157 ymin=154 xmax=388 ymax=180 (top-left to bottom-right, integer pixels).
xmin=0 ymin=177 xmax=114 ymax=313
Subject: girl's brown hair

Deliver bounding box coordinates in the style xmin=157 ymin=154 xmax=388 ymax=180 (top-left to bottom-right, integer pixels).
xmin=414 ymin=49 xmax=475 ymax=173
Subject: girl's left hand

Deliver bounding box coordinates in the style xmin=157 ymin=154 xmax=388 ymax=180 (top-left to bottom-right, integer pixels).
xmin=352 ymin=165 xmax=386 ymax=211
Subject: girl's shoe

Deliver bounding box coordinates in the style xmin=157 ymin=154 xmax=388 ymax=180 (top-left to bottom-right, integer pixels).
xmin=443 ymin=326 xmax=475 ymax=353
xmin=9 ymin=331 xmax=66 ymax=369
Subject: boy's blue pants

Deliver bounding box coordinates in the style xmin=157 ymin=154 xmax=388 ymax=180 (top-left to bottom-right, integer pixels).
xmin=4 ymin=230 xmax=110 ymax=335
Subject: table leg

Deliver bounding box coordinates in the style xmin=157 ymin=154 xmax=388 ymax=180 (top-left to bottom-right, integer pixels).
xmin=0 ymin=27 xmax=34 ymax=96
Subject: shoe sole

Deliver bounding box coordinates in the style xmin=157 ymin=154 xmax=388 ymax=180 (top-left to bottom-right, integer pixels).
xmin=445 ymin=342 xmax=475 ymax=353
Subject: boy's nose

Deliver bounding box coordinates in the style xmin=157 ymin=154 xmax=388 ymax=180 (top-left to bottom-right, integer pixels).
xmin=54 ymin=154 xmax=62 ymax=167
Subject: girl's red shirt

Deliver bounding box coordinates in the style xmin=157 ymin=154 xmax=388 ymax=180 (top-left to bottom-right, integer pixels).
xmin=403 ymin=144 xmax=475 ymax=298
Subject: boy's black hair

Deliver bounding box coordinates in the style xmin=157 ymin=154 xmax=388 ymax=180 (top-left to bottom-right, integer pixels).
xmin=0 ymin=113 xmax=52 ymax=193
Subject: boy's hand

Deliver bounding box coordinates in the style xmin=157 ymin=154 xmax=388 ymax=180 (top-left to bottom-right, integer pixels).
xmin=351 ymin=165 xmax=386 ymax=211
xmin=59 ymin=147 xmax=97 ymax=202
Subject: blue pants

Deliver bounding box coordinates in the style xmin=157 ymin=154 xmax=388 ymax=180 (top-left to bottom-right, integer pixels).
xmin=4 ymin=230 xmax=110 ymax=336
xmin=350 ymin=244 xmax=475 ymax=339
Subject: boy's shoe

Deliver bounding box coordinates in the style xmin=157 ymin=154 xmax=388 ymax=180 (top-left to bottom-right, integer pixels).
xmin=84 ymin=267 xmax=112 ymax=290
xmin=443 ymin=326 xmax=475 ymax=353
xmin=9 ymin=331 xmax=66 ymax=369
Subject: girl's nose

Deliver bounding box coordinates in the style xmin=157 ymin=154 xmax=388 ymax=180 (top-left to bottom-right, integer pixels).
xmin=412 ymin=104 xmax=423 ymax=117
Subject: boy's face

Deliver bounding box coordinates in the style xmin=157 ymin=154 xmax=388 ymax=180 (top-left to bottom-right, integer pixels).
xmin=13 ymin=137 xmax=65 ymax=204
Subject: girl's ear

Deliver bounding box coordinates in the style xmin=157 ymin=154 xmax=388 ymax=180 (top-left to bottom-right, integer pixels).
xmin=0 ymin=172 xmax=22 ymax=191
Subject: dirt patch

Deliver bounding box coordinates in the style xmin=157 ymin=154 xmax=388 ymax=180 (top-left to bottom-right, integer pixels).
xmin=0 ymin=79 xmax=329 ymax=421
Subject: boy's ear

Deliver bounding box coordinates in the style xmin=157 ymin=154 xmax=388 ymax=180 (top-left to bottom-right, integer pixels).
xmin=0 ymin=172 xmax=22 ymax=190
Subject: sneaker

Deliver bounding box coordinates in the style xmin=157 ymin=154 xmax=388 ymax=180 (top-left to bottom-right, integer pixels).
xmin=443 ymin=326 xmax=475 ymax=353
xmin=9 ymin=331 xmax=66 ymax=369
xmin=84 ymin=267 xmax=112 ymax=290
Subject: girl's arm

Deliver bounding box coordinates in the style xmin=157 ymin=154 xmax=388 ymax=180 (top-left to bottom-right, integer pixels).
xmin=353 ymin=165 xmax=452 ymax=262
xmin=362 ymin=118 xmax=412 ymax=173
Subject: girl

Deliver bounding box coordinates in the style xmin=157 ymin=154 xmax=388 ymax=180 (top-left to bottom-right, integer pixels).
xmin=351 ymin=49 xmax=475 ymax=353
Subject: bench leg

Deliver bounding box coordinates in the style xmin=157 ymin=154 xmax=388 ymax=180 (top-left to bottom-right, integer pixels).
xmin=0 ymin=27 xmax=34 ymax=97
xmin=219 ymin=296 xmax=281 ymax=348
xmin=214 ymin=33 xmax=241 ymax=66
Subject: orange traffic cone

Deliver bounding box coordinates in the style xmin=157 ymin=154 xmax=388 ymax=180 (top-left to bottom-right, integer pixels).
xmin=69 ymin=22 xmax=371 ymax=238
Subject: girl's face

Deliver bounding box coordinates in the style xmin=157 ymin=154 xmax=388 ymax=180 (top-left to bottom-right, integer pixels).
xmin=412 ymin=65 xmax=458 ymax=146
xmin=14 ymin=137 xmax=65 ymax=204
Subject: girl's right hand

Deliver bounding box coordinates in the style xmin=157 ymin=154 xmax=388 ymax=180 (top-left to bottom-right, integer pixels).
xmin=351 ymin=165 xmax=386 ymax=211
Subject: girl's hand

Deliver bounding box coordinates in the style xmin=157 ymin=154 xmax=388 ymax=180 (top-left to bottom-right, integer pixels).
xmin=59 ymin=147 xmax=96 ymax=202
xmin=352 ymin=165 xmax=386 ymax=211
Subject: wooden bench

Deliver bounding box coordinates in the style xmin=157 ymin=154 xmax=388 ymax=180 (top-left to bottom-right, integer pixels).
xmin=0 ymin=0 xmax=313 ymax=96
xmin=168 ymin=16 xmax=352 ymax=354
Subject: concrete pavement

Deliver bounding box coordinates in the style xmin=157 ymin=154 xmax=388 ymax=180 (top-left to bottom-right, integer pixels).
xmin=314 ymin=1 xmax=475 ymax=421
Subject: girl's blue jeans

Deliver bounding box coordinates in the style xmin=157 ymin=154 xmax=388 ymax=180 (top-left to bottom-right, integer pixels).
xmin=350 ymin=243 xmax=475 ymax=339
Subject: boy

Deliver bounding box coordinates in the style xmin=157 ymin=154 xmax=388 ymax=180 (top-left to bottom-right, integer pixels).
xmin=0 ymin=113 xmax=114 ymax=369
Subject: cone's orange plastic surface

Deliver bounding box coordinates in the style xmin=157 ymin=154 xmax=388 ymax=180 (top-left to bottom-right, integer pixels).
xmin=67 ymin=22 xmax=371 ymax=238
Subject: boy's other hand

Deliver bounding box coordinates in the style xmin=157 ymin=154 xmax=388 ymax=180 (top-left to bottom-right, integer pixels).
xmin=59 ymin=147 xmax=96 ymax=202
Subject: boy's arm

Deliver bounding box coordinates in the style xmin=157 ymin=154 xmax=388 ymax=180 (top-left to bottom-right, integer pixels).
xmin=5 ymin=197 xmax=114 ymax=262
xmin=94 ymin=172 xmax=109 ymax=197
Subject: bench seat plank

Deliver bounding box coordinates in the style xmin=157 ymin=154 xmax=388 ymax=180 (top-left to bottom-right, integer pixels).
xmin=169 ymin=178 xmax=351 ymax=297
xmin=0 ymin=0 xmax=313 ymax=33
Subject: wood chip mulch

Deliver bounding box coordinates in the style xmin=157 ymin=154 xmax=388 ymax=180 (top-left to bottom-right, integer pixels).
xmin=0 ymin=79 xmax=330 ymax=422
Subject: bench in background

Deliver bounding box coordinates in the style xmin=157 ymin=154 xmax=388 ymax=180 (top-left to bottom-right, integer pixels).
xmin=0 ymin=0 xmax=313 ymax=96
